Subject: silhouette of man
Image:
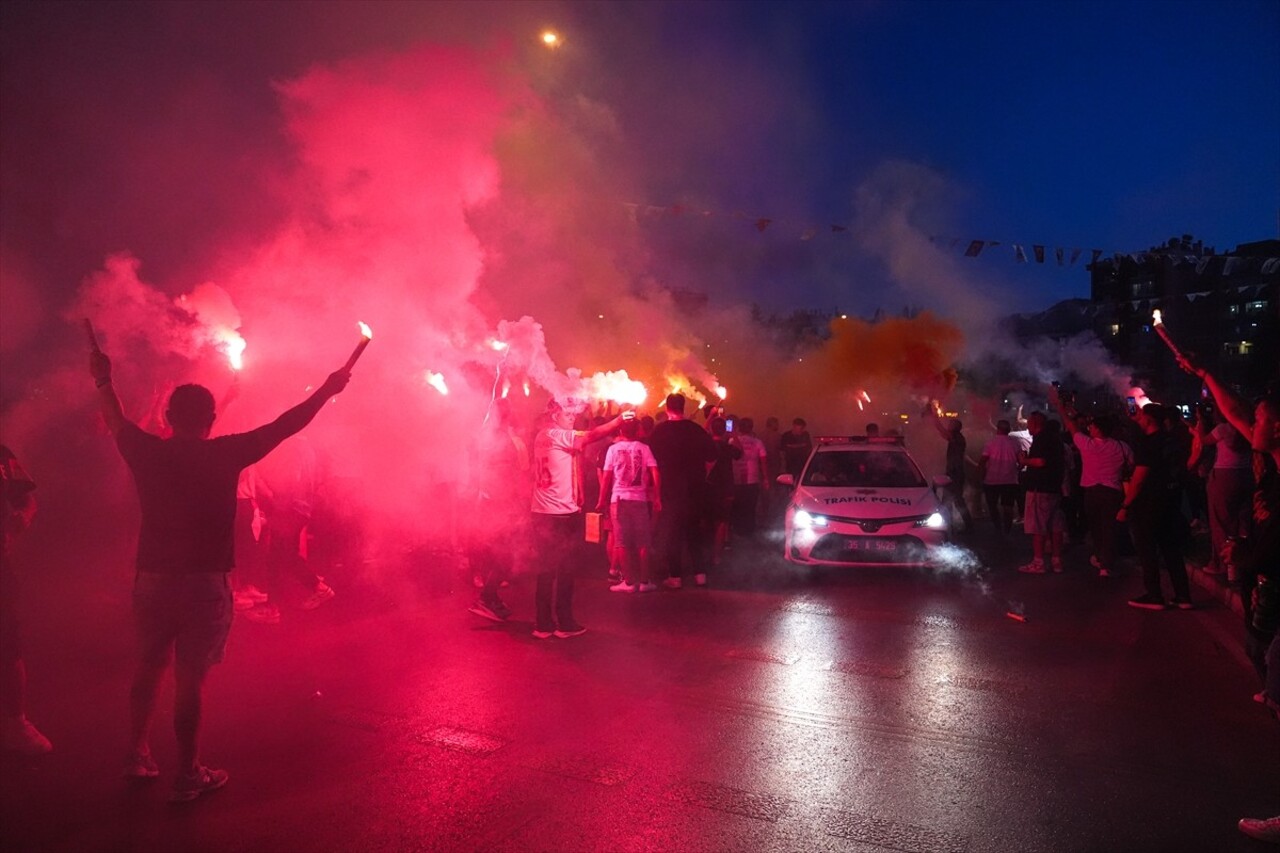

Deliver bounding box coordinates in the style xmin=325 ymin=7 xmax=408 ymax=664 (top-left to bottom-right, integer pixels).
xmin=90 ymin=347 xmax=350 ymax=801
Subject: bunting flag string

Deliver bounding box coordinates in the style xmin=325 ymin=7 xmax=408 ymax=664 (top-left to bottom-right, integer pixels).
xmin=620 ymin=200 xmax=1280 ymax=275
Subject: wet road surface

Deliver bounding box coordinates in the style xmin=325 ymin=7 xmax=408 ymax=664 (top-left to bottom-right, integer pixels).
xmin=3 ymin=528 xmax=1277 ymax=852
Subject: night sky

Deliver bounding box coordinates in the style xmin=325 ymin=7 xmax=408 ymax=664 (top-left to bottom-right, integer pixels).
xmin=3 ymin=1 xmax=1275 ymax=322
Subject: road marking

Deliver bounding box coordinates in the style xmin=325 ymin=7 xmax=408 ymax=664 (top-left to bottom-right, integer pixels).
xmin=419 ymin=725 xmax=507 ymax=755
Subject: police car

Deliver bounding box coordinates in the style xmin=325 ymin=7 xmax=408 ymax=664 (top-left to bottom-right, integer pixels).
xmin=779 ymin=435 xmax=950 ymax=566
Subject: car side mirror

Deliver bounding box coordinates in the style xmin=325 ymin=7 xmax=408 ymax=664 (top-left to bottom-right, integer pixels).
xmin=776 ymin=473 xmax=795 ymax=487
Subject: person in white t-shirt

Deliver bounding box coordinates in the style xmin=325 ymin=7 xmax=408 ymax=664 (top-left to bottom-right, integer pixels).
xmin=597 ymin=418 xmax=661 ymax=593
xmin=1054 ymin=401 xmax=1133 ymax=577
xmin=978 ymin=420 xmax=1021 ymax=535
xmin=730 ymin=417 xmax=769 ymax=538
xmin=1196 ymin=406 xmax=1255 ymax=577
xmin=530 ymin=400 xmax=624 ymax=639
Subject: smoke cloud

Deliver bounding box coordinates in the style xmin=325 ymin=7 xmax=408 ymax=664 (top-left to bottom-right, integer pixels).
xmin=0 ymin=5 xmax=1138 ymax=587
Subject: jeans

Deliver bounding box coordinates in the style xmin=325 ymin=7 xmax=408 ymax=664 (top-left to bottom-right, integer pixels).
xmin=1083 ymin=485 xmax=1124 ymax=571
xmin=1128 ymin=493 xmax=1190 ymax=600
xmin=531 ymin=512 xmax=581 ymax=631
xmin=656 ymin=491 xmax=707 ymax=579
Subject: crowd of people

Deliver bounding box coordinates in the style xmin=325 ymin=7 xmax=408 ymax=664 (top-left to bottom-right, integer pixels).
xmin=0 ymin=342 xmax=1275 ymax=840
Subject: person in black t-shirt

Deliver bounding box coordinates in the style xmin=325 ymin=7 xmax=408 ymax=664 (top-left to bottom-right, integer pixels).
xmin=1017 ymin=412 xmax=1066 ymax=573
xmin=90 ymin=346 xmax=350 ymax=801
xmin=780 ymin=418 xmax=813 ymax=481
xmin=1119 ymin=404 xmax=1192 ymax=610
xmin=649 ymin=394 xmax=717 ymax=588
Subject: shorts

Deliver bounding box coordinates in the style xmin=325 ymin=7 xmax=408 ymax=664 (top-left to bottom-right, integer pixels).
xmin=611 ymin=500 xmax=653 ymax=549
xmin=133 ymin=571 xmax=233 ymax=671
xmin=0 ymin=564 xmax=20 ymax=665
xmin=1023 ymin=492 xmax=1065 ymax=536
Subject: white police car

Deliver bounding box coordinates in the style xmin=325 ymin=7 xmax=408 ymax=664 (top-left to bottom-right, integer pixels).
xmin=780 ymin=436 xmax=950 ymax=566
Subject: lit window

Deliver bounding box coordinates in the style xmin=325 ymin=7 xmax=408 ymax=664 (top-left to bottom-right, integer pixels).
xmin=1222 ymin=341 xmax=1254 ymax=357
xmin=1229 ymin=304 xmax=1240 ymax=315
xmin=1246 ymin=300 xmax=1269 ymax=314
xmin=1109 ymin=324 xmax=1120 ymax=336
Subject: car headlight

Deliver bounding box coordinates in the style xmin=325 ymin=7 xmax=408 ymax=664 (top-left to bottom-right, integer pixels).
xmin=793 ymin=509 xmax=829 ymax=528
xmin=913 ymin=511 xmax=947 ymax=530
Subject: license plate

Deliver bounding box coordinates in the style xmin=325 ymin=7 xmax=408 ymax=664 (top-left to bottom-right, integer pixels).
xmin=846 ymin=539 xmax=897 ymax=552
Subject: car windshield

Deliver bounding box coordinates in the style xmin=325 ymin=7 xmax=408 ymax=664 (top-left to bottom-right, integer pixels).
xmin=801 ymin=450 xmax=927 ymax=488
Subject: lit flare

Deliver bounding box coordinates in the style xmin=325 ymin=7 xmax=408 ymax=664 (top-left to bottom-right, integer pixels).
xmin=1150 ymin=310 xmax=1183 ymax=359
xmin=343 ymin=321 xmax=373 ymax=372
xmin=425 ymin=370 xmax=449 ymax=395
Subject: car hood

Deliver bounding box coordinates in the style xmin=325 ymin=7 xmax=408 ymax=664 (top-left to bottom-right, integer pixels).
xmin=794 ymin=485 xmax=938 ymax=518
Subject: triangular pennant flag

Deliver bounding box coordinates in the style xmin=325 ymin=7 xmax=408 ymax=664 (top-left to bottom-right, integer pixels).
xmin=1014 ymin=244 xmax=1027 ymax=263
xmin=987 ymin=240 xmax=1001 ymax=249
xmin=830 ymin=224 xmax=847 ymax=233
xmin=1055 ymin=247 xmax=1064 ymax=265
xmin=1091 ymin=249 xmax=1103 ymax=264
xmin=964 ymin=240 xmax=985 ymax=257
xmin=755 ymin=218 xmax=772 ymax=232
xmin=1069 ymin=248 xmax=1082 ymax=266
xmin=1033 ymin=245 xmax=1045 ymax=263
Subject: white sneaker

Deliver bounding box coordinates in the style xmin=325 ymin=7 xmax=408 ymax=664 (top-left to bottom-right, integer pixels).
xmin=300 ymin=581 xmax=335 ymax=610
xmin=2 ymin=716 xmax=52 ymax=754
xmin=663 ymin=577 xmax=682 ymax=589
xmin=637 ymin=582 xmax=658 ymax=593
xmin=241 ymin=603 xmax=281 ymax=624
xmin=240 ymin=585 xmax=269 ymax=603
xmin=1017 ymin=560 xmax=1046 ymax=574
xmin=609 ymin=581 xmax=637 ymax=593
xmin=694 ymin=573 xmax=708 ymax=587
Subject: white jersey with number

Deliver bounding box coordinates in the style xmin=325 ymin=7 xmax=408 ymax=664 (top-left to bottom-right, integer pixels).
xmin=531 ymin=427 xmax=582 ymax=515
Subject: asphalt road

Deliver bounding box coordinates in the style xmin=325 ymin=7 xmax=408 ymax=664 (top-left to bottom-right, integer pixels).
xmin=3 ymin=525 xmax=1277 ymax=852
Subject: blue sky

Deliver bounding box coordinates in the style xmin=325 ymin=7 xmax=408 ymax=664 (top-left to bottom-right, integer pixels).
xmin=569 ymin=0 xmax=1279 ymax=312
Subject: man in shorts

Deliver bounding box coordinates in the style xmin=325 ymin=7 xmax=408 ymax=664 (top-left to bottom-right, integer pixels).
xmin=1018 ymin=412 xmax=1066 ymax=574
xmin=597 ymin=416 xmax=661 ymax=592
xmin=90 ymin=346 xmax=351 ymax=801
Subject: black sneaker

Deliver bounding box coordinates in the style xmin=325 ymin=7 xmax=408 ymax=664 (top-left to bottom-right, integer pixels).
xmin=1127 ymin=594 xmax=1167 ymax=611
xmin=170 ymin=765 xmax=228 ymax=803
xmin=1170 ymin=597 xmax=1194 ymax=610
xmin=467 ymin=600 xmax=506 ymax=622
